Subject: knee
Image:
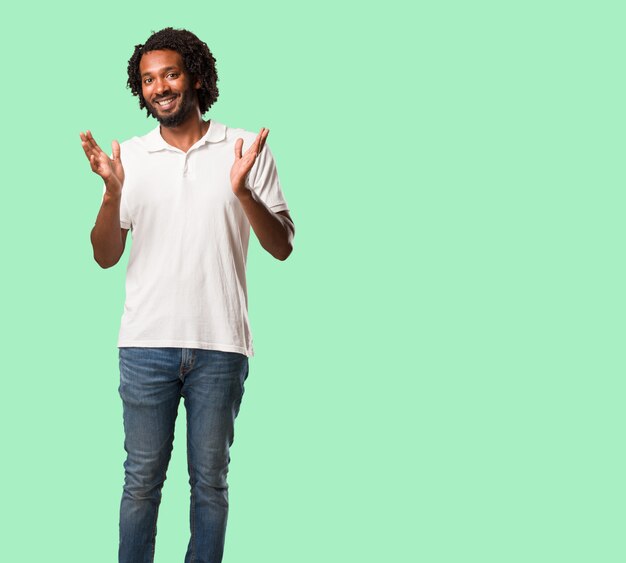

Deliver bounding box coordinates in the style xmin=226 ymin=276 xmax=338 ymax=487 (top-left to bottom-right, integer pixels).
xmin=189 ymin=461 xmax=229 ymax=491
xmin=123 ymin=459 xmax=168 ymax=500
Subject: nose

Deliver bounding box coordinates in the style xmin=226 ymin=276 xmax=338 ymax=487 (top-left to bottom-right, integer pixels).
xmin=154 ymin=77 xmax=170 ymax=97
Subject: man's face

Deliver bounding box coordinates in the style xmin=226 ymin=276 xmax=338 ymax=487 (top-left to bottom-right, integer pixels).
xmin=139 ymin=49 xmax=200 ymax=127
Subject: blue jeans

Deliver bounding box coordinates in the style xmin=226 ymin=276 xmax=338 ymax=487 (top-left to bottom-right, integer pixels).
xmin=118 ymin=347 xmax=249 ymax=563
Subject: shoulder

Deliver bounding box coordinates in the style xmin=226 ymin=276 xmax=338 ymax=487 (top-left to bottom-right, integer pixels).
xmin=117 ymin=127 xmax=160 ymax=162
xmin=122 ymin=126 xmax=159 ymax=150
xmin=220 ymin=122 xmax=257 ymax=147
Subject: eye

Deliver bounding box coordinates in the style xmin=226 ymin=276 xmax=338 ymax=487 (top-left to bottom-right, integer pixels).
xmin=167 ymin=73 xmax=179 ymax=79
xmin=143 ymin=78 xmax=153 ymax=84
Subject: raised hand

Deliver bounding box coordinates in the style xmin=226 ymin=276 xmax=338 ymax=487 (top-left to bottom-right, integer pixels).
xmin=230 ymin=128 xmax=269 ymax=198
xmin=80 ymin=130 xmax=125 ymax=195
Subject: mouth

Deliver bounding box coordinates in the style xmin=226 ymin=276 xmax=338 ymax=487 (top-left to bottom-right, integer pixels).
xmin=153 ymin=95 xmax=178 ymax=111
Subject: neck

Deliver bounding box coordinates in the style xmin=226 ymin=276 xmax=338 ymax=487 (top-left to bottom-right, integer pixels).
xmin=159 ymin=110 xmax=209 ymax=153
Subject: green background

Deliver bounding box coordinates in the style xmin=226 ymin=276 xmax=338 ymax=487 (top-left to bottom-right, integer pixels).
xmin=1 ymin=1 xmax=624 ymax=561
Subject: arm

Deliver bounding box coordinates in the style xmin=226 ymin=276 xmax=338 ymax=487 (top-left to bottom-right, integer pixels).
xmin=80 ymin=130 xmax=128 ymax=268
xmin=231 ymin=128 xmax=295 ymax=261
xmin=90 ymin=207 xmax=128 ymax=268
xmin=236 ymin=193 xmax=294 ymax=261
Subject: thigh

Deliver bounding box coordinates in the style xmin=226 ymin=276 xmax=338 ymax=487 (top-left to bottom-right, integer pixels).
xmin=119 ymin=347 xmax=183 ymax=455
xmin=182 ymin=350 xmax=249 ymax=484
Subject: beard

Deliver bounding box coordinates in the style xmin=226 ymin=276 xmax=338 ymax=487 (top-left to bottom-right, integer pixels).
xmin=145 ymin=86 xmax=197 ymax=127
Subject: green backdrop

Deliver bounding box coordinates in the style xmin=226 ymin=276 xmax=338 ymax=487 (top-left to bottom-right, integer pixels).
xmin=1 ymin=1 xmax=624 ymax=561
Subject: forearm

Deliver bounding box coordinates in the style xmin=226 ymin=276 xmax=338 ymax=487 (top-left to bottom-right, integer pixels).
xmin=91 ymin=189 xmax=124 ymax=268
xmin=237 ymin=190 xmax=293 ymax=261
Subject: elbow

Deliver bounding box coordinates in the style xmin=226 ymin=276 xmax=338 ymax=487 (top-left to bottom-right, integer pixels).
xmin=94 ymin=255 xmax=119 ymax=269
xmin=93 ymin=249 xmax=122 ymax=269
xmin=270 ymin=214 xmax=295 ymax=261
xmin=91 ymin=230 xmax=123 ymax=269
xmin=274 ymin=242 xmax=293 ymax=261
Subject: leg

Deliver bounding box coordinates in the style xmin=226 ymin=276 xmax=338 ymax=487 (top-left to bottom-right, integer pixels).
xmin=181 ymin=349 xmax=249 ymax=563
xmin=118 ymin=347 xmax=183 ymax=563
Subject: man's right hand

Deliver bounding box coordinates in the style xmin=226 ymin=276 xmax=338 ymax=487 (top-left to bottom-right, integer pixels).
xmin=80 ymin=130 xmax=125 ymax=195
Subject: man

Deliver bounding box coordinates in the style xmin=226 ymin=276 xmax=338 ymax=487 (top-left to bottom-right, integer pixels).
xmin=80 ymin=27 xmax=294 ymax=563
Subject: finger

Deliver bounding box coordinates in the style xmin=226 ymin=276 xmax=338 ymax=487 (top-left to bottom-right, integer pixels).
xmin=89 ymin=154 xmax=99 ymax=173
xmin=81 ymin=135 xmax=96 ymax=160
xmin=234 ymin=138 xmax=243 ymax=160
xmin=80 ymin=131 xmax=90 ymax=148
xmin=111 ymin=140 xmax=121 ymax=161
xmin=86 ymin=130 xmax=105 ymax=156
xmin=84 ymin=133 xmax=98 ymax=154
xmin=255 ymin=129 xmax=264 ymax=156
xmin=257 ymin=128 xmax=269 ymax=156
xmin=80 ymin=132 xmax=93 ymax=154
xmin=242 ymin=129 xmax=262 ymax=159
xmin=249 ymin=128 xmax=268 ymax=157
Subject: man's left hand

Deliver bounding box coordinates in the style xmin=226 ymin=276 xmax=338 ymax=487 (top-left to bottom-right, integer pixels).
xmin=230 ymin=128 xmax=269 ymax=198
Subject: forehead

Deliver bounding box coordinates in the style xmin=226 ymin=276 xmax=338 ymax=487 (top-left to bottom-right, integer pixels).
xmin=139 ymin=49 xmax=184 ymax=75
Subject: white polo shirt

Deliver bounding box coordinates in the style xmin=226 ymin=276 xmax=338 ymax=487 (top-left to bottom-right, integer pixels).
xmin=115 ymin=120 xmax=289 ymax=356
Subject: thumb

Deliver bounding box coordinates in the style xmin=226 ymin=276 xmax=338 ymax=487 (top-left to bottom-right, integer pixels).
xmin=234 ymin=138 xmax=243 ymax=160
xmin=111 ymin=140 xmax=121 ymax=161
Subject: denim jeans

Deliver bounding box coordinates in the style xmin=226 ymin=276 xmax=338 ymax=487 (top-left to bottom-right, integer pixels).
xmin=118 ymin=347 xmax=249 ymax=563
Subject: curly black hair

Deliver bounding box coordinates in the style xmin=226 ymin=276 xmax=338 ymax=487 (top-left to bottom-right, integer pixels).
xmin=127 ymin=27 xmax=219 ymax=116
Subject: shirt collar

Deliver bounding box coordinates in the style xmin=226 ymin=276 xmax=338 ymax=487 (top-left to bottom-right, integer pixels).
xmin=143 ymin=120 xmax=226 ymax=152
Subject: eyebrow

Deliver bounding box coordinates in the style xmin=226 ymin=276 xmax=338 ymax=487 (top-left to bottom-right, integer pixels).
xmin=141 ymin=66 xmax=180 ymax=78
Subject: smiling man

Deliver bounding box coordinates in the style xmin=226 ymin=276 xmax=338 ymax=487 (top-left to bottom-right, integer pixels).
xmin=80 ymin=27 xmax=294 ymax=563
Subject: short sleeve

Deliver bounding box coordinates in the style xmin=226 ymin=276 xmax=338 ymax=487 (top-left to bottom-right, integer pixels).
xmin=101 ymin=184 xmax=132 ymax=230
xmin=247 ymin=144 xmax=289 ymax=213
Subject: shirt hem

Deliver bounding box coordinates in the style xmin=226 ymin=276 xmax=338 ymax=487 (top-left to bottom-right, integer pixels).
xmin=270 ymin=203 xmax=289 ymax=213
xmin=117 ymin=339 xmax=254 ymax=357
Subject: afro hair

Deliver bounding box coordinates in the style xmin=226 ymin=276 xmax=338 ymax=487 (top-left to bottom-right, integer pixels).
xmin=127 ymin=27 xmax=219 ymax=116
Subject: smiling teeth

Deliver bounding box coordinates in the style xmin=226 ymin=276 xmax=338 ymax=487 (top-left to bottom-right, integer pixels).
xmin=157 ymin=97 xmax=175 ymax=105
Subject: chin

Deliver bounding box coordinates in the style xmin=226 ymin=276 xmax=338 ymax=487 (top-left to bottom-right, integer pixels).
xmin=149 ymin=102 xmax=193 ymax=128
xmin=158 ymin=114 xmax=187 ymax=127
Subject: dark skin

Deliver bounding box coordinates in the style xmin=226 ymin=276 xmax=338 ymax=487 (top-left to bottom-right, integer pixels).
xmin=80 ymin=49 xmax=294 ymax=268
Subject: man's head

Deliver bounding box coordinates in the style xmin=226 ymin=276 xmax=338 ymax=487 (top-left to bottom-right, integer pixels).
xmin=127 ymin=27 xmax=219 ymax=124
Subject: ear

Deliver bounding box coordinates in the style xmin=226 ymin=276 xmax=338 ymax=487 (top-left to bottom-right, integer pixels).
xmin=194 ymin=78 xmax=201 ymax=89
